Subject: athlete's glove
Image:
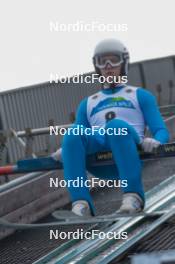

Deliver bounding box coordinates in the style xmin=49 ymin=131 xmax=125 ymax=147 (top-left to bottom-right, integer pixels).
xmin=141 ymin=138 xmax=161 ymax=153
xmin=51 ymin=148 xmax=62 ymax=161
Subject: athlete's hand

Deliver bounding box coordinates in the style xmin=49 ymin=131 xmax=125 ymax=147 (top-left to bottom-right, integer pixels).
xmin=51 ymin=148 xmax=62 ymax=161
xmin=141 ymin=138 xmax=161 ymax=153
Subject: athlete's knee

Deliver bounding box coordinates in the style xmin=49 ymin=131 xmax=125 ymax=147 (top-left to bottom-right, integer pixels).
xmin=105 ymin=119 xmax=139 ymax=141
xmin=105 ymin=119 xmax=129 ymax=139
xmin=62 ymin=124 xmax=86 ymax=147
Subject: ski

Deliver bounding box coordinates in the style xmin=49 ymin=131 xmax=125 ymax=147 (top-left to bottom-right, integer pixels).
xmin=52 ymin=209 xmax=167 ymax=225
xmin=0 ymin=210 xmax=169 ymax=228
xmin=0 ymin=142 xmax=175 ymax=175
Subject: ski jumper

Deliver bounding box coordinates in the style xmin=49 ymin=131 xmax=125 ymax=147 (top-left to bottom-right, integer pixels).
xmin=62 ymin=84 xmax=169 ymax=215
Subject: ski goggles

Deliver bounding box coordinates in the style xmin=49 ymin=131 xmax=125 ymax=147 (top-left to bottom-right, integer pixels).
xmin=94 ymin=54 xmax=123 ymax=69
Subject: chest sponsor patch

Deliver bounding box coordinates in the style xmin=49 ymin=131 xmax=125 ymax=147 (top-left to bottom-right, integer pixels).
xmin=90 ymin=97 xmax=135 ymax=117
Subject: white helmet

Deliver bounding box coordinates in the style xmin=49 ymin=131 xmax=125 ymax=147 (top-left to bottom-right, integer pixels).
xmin=93 ymin=39 xmax=129 ymax=76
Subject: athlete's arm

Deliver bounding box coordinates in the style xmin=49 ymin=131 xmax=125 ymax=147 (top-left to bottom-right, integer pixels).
xmin=75 ymin=98 xmax=91 ymax=127
xmin=137 ymin=88 xmax=170 ymax=144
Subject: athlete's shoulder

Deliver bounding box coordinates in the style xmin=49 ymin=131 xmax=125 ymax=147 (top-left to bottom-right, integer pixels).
xmin=136 ymin=87 xmax=157 ymax=109
xmin=77 ymin=97 xmax=88 ymax=112
xmin=79 ymin=97 xmax=88 ymax=104
xmin=136 ymin=87 xmax=155 ymax=99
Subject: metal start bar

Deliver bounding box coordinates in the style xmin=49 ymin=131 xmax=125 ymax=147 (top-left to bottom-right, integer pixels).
xmin=5 ymin=106 xmax=175 ymax=139
xmin=13 ymin=124 xmax=71 ymax=138
xmin=0 ymin=142 xmax=175 ymax=175
xmin=1 ymin=114 xmax=174 ymax=164
xmin=87 ymin=142 xmax=175 ymax=167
